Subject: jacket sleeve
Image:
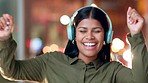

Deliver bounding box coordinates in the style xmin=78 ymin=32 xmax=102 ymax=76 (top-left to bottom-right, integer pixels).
xmin=127 ymin=32 xmax=148 ymax=83
xmin=0 ymin=35 xmax=47 ymax=82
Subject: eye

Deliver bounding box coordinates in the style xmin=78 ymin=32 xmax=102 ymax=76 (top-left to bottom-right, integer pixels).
xmin=93 ymin=29 xmax=102 ymax=33
xmin=79 ymin=30 xmax=87 ymax=33
xmin=78 ymin=27 xmax=87 ymax=33
xmin=92 ymin=27 xmax=103 ymax=33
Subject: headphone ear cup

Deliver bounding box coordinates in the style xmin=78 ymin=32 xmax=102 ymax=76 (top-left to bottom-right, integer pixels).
xmin=106 ymin=28 xmax=113 ymax=44
xmin=67 ymin=25 xmax=75 ymax=41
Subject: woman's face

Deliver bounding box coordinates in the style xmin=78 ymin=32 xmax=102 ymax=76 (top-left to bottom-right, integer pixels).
xmin=75 ymin=18 xmax=104 ymax=62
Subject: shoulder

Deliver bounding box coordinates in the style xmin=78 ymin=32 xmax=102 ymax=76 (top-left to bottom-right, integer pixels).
xmin=101 ymin=61 xmax=127 ymax=71
xmin=44 ymin=51 xmax=69 ymax=61
xmin=46 ymin=51 xmax=67 ymax=57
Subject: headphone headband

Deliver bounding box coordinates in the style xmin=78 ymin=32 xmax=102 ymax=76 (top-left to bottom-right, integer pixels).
xmin=67 ymin=5 xmax=113 ymax=43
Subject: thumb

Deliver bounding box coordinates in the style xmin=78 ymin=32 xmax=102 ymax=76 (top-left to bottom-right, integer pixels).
xmin=127 ymin=7 xmax=132 ymax=24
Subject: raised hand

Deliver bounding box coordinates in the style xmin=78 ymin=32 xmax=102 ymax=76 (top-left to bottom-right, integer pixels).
xmin=0 ymin=14 xmax=14 ymax=41
xmin=127 ymin=7 xmax=145 ymax=36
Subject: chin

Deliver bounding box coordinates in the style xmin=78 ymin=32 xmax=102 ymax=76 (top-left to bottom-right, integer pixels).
xmin=84 ymin=53 xmax=98 ymax=57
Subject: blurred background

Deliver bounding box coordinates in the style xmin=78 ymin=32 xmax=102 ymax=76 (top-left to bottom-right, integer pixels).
xmin=0 ymin=0 xmax=147 ymax=83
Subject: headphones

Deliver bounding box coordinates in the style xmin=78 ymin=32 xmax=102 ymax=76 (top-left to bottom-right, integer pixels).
xmin=67 ymin=6 xmax=113 ymax=44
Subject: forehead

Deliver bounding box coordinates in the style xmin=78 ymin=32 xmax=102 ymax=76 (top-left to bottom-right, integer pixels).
xmin=77 ymin=18 xmax=102 ymax=28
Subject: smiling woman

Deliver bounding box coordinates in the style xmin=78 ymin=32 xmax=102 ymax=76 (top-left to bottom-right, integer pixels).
xmin=0 ymin=5 xmax=147 ymax=83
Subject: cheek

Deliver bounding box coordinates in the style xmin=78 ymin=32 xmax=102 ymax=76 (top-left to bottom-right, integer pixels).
xmin=75 ymin=31 xmax=84 ymax=41
xmin=97 ymin=33 xmax=104 ymax=42
xmin=97 ymin=34 xmax=104 ymax=50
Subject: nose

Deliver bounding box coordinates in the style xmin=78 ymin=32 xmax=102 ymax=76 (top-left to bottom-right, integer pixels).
xmin=86 ymin=32 xmax=95 ymax=40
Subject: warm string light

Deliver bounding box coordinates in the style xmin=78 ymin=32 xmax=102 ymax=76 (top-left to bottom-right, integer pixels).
xmin=42 ymin=44 xmax=59 ymax=53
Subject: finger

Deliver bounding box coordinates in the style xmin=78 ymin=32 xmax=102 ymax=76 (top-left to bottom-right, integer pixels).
xmin=130 ymin=9 xmax=143 ymax=24
xmin=5 ymin=14 xmax=13 ymax=26
xmin=0 ymin=17 xmax=9 ymax=31
xmin=3 ymin=14 xmax=10 ymax=26
xmin=3 ymin=14 xmax=14 ymax=32
xmin=130 ymin=12 xmax=137 ymax=24
xmin=0 ymin=17 xmax=5 ymax=28
xmin=127 ymin=7 xmax=132 ymax=17
xmin=127 ymin=7 xmax=133 ymax=24
xmin=6 ymin=14 xmax=14 ymax=32
xmin=127 ymin=7 xmax=139 ymax=25
xmin=2 ymin=14 xmax=9 ymax=22
xmin=0 ymin=23 xmax=3 ymax=30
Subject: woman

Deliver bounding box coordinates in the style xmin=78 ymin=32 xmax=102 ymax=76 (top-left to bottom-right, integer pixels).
xmin=0 ymin=6 xmax=147 ymax=83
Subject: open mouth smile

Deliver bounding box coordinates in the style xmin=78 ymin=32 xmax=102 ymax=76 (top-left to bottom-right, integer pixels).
xmin=83 ymin=42 xmax=96 ymax=47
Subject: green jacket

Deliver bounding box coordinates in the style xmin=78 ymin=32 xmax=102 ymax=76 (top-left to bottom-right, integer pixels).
xmin=0 ymin=32 xmax=147 ymax=83
xmin=0 ymin=74 xmax=16 ymax=83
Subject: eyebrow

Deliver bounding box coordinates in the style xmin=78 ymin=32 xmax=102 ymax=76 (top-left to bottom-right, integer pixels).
xmin=78 ymin=26 xmax=103 ymax=29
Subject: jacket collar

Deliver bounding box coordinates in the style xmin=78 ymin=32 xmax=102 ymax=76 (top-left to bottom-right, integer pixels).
xmin=69 ymin=56 xmax=104 ymax=70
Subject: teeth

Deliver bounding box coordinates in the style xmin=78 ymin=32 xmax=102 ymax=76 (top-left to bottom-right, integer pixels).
xmin=84 ymin=43 xmax=96 ymax=46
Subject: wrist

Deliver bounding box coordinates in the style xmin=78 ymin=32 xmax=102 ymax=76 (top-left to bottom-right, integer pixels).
xmin=130 ymin=30 xmax=141 ymax=37
xmin=130 ymin=31 xmax=141 ymax=37
xmin=0 ymin=34 xmax=11 ymax=41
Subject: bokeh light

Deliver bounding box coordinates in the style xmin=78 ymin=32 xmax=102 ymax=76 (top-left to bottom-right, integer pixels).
xmin=123 ymin=49 xmax=133 ymax=62
xmin=60 ymin=15 xmax=70 ymax=25
xmin=30 ymin=38 xmax=42 ymax=51
xmin=49 ymin=44 xmax=59 ymax=52
xmin=123 ymin=49 xmax=133 ymax=68
xmin=42 ymin=44 xmax=59 ymax=53
xmin=43 ymin=46 xmax=51 ymax=53
xmin=111 ymin=38 xmax=125 ymax=52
